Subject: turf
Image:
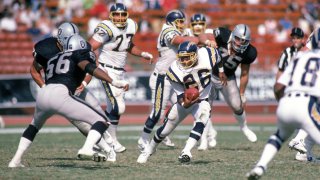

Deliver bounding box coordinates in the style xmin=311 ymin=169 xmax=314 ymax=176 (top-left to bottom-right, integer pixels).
xmin=0 ymin=125 xmax=319 ymax=180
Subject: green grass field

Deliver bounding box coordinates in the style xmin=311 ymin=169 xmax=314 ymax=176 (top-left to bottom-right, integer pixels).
xmin=0 ymin=125 xmax=319 ymax=180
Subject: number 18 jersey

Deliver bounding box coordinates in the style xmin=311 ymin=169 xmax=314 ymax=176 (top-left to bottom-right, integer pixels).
xmin=278 ymin=50 xmax=320 ymax=97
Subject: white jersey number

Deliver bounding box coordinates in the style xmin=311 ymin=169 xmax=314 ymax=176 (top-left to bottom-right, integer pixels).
xmin=46 ymin=52 xmax=72 ymax=79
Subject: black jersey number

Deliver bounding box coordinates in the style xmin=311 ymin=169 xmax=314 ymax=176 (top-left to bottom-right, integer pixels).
xmin=183 ymin=69 xmax=211 ymax=89
xmin=46 ymin=52 xmax=72 ymax=80
xmin=112 ymin=34 xmax=134 ymax=51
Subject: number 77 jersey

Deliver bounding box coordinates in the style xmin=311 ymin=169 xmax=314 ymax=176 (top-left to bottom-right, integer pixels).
xmin=278 ymin=50 xmax=320 ymax=97
xmin=166 ymin=47 xmax=221 ymax=99
xmin=91 ymin=18 xmax=137 ymax=68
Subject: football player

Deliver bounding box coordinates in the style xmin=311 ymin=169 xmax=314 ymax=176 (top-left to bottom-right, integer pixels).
xmin=137 ymin=10 xmax=200 ymax=152
xmin=29 ymin=22 xmax=116 ymax=162
xmin=184 ymin=13 xmax=218 ymax=150
xmin=199 ymin=24 xmax=258 ymax=143
xmin=246 ymin=28 xmax=320 ymax=179
xmin=8 ymin=34 xmax=128 ymax=168
xmin=137 ymin=41 xmax=225 ymax=163
xmin=276 ymin=27 xmax=309 ymax=161
xmin=89 ymin=3 xmax=153 ymax=153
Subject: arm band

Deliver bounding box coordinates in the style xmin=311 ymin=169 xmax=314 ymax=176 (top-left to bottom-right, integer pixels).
xmin=84 ymin=63 xmax=97 ymax=75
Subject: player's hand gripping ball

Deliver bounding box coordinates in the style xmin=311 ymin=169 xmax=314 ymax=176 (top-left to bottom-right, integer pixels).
xmin=184 ymin=87 xmax=199 ymax=101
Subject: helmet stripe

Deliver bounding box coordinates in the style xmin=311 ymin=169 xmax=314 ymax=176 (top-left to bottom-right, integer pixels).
xmin=69 ymin=22 xmax=76 ymax=33
xmin=243 ymin=25 xmax=247 ymax=37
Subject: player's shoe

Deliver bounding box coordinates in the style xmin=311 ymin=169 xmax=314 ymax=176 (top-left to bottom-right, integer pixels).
xmin=295 ymin=152 xmax=307 ymax=161
xmin=137 ymin=145 xmax=156 ymax=164
xmin=106 ymin=146 xmax=116 ymax=162
xmin=114 ymin=140 xmax=126 ymax=153
xmin=162 ymin=136 xmax=175 ymax=147
xmin=198 ymin=139 xmax=208 ymax=151
xmin=8 ymin=161 xmax=25 ymax=168
xmin=241 ymin=127 xmax=257 ymax=142
xmin=288 ymin=139 xmax=307 ymax=153
xmin=178 ymin=151 xmax=192 ymax=163
xmin=138 ymin=137 xmax=149 ymax=152
xmin=246 ymin=166 xmax=265 ymax=180
xmin=208 ymin=129 xmax=217 ymax=148
xmin=77 ymin=148 xmax=107 ymax=162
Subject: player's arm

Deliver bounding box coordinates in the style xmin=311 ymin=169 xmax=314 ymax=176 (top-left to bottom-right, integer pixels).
xmin=77 ymin=60 xmax=129 ymax=91
xmin=171 ymin=35 xmax=199 ymax=45
xmin=274 ymin=83 xmax=285 ymax=101
xmin=30 ymin=60 xmax=45 ymax=88
xmin=239 ymin=63 xmax=250 ymax=104
xmin=127 ymin=43 xmax=154 ymax=63
xmin=198 ymin=33 xmax=217 ymax=48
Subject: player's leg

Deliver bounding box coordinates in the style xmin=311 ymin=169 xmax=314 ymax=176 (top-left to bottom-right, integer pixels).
xmin=138 ymin=73 xmax=172 ymax=150
xmin=179 ymin=100 xmax=211 ymax=163
xmin=100 ymin=71 xmax=126 ymax=153
xmin=137 ymin=104 xmax=188 ymax=163
xmin=9 ymin=86 xmax=53 ymax=168
xmin=288 ymin=129 xmax=308 ymax=154
xmin=221 ymin=77 xmax=257 ymax=142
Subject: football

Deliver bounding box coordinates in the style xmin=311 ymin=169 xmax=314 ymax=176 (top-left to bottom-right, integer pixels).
xmin=184 ymin=87 xmax=199 ymax=100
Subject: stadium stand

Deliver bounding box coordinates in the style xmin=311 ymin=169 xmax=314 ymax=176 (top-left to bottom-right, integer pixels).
xmin=0 ymin=2 xmax=311 ymax=74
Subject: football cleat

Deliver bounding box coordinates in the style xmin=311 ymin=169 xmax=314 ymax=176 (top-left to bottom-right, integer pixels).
xmin=288 ymin=139 xmax=307 ymax=153
xmin=178 ymin=151 xmax=192 ymax=163
xmin=295 ymin=152 xmax=307 ymax=161
xmin=241 ymin=126 xmax=257 ymax=142
xmin=77 ymin=148 xmax=106 ymax=162
xmin=113 ymin=140 xmax=126 ymax=153
xmin=246 ymin=166 xmax=265 ymax=180
xmin=208 ymin=137 xmax=217 ymax=148
xmin=138 ymin=137 xmax=149 ymax=152
xmin=197 ymin=139 xmax=208 ymax=151
xmin=106 ymin=147 xmax=116 ymax=162
xmin=137 ymin=145 xmax=156 ymax=164
xmin=162 ymin=136 xmax=175 ymax=147
xmin=8 ymin=161 xmax=25 ymax=168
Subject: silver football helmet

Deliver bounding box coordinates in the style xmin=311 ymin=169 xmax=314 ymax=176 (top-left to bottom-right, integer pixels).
xmin=64 ymin=34 xmax=88 ymax=52
xmin=230 ymin=24 xmax=251 ymax=53
xmin=57 ymin=22 xmax=79 ymax=46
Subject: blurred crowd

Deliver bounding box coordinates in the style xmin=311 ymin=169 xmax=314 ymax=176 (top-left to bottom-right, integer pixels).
xmin=0 ymin=0 xmax=319 ymax=43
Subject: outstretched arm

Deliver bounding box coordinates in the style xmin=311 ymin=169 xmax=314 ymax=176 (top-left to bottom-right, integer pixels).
xmin=30 ymin=60 xmax=46 ymax=88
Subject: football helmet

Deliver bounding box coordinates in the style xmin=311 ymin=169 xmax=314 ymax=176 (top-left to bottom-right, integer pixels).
xmin=177 ymin=41 xmax=198 ymax=69
xmin=64 ymin=34 xmax=88 ymax=52
xmin=109 ymin=3 xmax=128 ymax=28
xmin=166 ymin=10 xmax=185 ymax=33
xmin=230 ymin=24 xmax=251 ymax=53
xmin=311 ymin=27 xmax=320 ymax=50
xmin=57 ymin=22 xmax=79 ymax=46
xmin=190 ymin=13 xmax=206 ymax=36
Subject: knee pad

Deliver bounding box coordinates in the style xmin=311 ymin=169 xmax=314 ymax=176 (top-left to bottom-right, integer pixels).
xmin=22 ymin=124 xmax=39 ymax=141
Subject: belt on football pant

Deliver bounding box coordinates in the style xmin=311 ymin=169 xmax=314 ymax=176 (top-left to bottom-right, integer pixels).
xmin=100 ymin=63 xmax=125 ymax=71
xmin=287 ymin=92 xmax=309 ymax=97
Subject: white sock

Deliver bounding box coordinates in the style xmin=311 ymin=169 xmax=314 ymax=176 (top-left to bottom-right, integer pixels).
xmin=256 ymin=143 xmax=278 ymax=169
xmin=305 ymin=136 xmax=315 ymax=158
xmin=207 ymin=120 xmax=217 ymax=138
xmin=200 ymin=123 xmax=209 ymax=143
xmin=97 ymin=138 xmax=112 ymax=153
xmin=149 ymin=139 xmax=159 ymax=153
xmin=82 ymin=130 xmax=101 ymax=150
xmin=11 ymin=137 xmax=32 ymax=163
xmin=294 ymin=129 xmax=308 ymax=141
xmin=233 ymin=111 xmax=247 ymax=129
xmin=141 ymin=131 xmax=150 ymax=141
xmin=183 ymin=137 xmax=198 ymax=153
xmin=107 ymin=124 xmax=118 ymax=141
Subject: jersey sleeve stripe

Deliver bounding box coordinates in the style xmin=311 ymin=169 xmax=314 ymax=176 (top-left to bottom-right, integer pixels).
xmin=205 ymin=47 xmax=216 ymax=69
xmin=278 ymin=48 xmax=289 ymax=70
xmin=166 ymin=67 xmax=182 ymax=84
xmin=97 ymin=23 xmax=113 ymax=37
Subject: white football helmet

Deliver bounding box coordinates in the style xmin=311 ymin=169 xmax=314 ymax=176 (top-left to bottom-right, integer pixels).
xmin=64 ymin=34 xmax=88 ymax=52
xmin=57 ymin=22 xmax=79 ymax=46
xmin=230 ymin=24 xmax=251 ymax=53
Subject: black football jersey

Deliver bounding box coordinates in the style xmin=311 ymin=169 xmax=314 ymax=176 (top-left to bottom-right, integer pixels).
xmin=45 ymin=49 xmax=96 ymax=93
xmin=212 ymin=27 xmax=257 ymax=77
xmin=33 ymin=37 xmax=60 ymax=68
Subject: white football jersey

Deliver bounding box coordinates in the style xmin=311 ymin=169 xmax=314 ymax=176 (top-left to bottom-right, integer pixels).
xmin=92 ymin=18 xmax=137 ymax=68
xmin=183 ymin=28 xmax=213 ymax=37
xmin=166 ymin=47 xmax=221 ymax=99
xmin=155 ymin=23 xmax=181 ymax=74
xmin=278 ymin=49 xmax=320 ymax=97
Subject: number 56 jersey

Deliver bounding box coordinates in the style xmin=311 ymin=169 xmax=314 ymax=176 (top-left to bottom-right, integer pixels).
xmin=278 ymin=50 xmax=320 ymax=97
xmin=166 ymin=47 xmax=221 ymax=99
xmin=92 ymin=18 xmax=137 ymax=68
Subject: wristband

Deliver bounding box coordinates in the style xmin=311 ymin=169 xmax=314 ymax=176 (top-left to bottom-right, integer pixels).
xmin=218 ymin=67 xmax=224 ymax=73
xmin=82 ymin=81 xmax=87 ymax=87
